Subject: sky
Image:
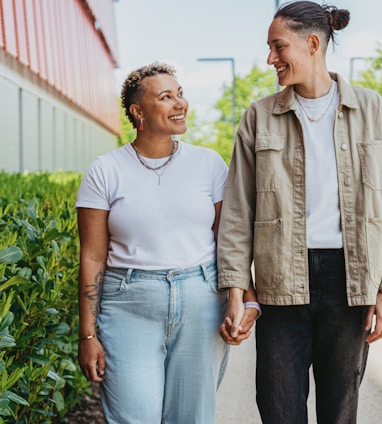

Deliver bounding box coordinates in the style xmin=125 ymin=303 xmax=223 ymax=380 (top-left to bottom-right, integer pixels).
xmin=113 ymin=0 xmax=382 ymax=121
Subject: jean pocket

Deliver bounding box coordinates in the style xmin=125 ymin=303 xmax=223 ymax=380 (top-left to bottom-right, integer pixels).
xmin=102 ymin=271 xmax=126 ymax=297
xmin=206 ymin=267 xmax=228 ymax=295
xmin=208 ymin=279 xmax=228 ymax=295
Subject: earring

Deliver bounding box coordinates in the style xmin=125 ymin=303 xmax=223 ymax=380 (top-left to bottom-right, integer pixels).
xmin=139 ymin=119 xmax=144 ymax=131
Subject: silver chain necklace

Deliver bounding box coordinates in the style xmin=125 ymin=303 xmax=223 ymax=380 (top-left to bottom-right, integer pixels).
xmin=132 ymin=140 xmax=177 ymax=185
xmin=295 ymin=84 xmax=336 ymax=123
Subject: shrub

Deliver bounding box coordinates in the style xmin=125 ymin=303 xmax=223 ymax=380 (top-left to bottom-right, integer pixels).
xmin=0 ymin=172 xmax=89 ymax=423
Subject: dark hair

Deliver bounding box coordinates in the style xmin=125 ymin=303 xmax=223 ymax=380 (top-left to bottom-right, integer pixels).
xmin=121 ymin=62 xmax=176 ymax=128
xmin=275 ymin=1 xmax=350 ymax=48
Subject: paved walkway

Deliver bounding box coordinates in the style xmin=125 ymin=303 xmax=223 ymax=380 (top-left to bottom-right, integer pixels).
xmin=216 ymin=332 xmax=382 ymax=423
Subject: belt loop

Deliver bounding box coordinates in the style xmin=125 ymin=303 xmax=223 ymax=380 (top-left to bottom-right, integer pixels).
xmin=125 ymin=268 xmax=133 ymax=284
xmin=201 ymin=263 xmax=209 ymax=282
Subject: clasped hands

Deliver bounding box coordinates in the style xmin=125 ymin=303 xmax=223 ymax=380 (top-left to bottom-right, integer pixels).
xmin=220 ymin=287 xmax=260 ymax=345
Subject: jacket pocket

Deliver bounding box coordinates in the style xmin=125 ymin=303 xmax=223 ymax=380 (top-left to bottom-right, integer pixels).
xmin=357 ymin=141 xmax=382 ymax=190
xmin=253 ymin=218 xmax=283 ymax=289
xmin=255 ymin=135 xmax=285 ymax=192
xmin=365 ymin=217 xmax=382 ymax=287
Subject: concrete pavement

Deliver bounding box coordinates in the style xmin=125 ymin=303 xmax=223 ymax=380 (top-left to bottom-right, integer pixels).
xmin=216 ymin=332 xmax=382 ymax=423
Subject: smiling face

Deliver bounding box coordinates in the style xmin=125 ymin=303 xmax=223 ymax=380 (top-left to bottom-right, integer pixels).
xmin=133 ymin=73 xmax=189 ymax=136
xmin=267 ymin=17 xmax=313 ymax=88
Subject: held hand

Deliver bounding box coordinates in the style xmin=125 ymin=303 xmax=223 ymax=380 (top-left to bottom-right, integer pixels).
xmin=220 ymin=288 xmax=244 ymax=340
xmin=220 ymin=316 xmax=246 ymax=346
xmin=78 ymin=337 xmax=105 ymax=382
xmin=220 ymin=307 xmax=260 ymax=345
xmin=365 ymin=291 xmax=382 ymax=344
xmin=220 ymin=288 xmax=259 ymax=345
xmin=239 ymin=306 xmax=260 ymax=335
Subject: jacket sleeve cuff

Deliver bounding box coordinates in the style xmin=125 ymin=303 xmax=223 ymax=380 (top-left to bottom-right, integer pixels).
xmin=218 ymin=271 xmax=251 ymax=291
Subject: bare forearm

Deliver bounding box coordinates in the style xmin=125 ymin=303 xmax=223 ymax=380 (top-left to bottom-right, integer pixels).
xmin=243 ymin=279 xmax=257 ymax=303
xmin=78 ymin=261 xmax=105 ymax=337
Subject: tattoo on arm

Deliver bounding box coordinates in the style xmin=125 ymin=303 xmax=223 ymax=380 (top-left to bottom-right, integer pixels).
xmin=83 ymin=271 xmax=104 ymax=325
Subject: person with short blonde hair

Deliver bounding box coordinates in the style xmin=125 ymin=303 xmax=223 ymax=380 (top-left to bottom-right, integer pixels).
xmin=76 ymin=62 xmax=246 ymax=423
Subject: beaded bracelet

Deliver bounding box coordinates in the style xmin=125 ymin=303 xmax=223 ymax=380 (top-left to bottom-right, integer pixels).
xmin=244 ymin=301 xmax=262 ymax=318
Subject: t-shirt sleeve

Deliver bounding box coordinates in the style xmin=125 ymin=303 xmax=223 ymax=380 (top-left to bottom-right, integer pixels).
xmin=211 ymin=152 xmax=228 ymax=204
xmin=75 ymin=158 xmax=110 ymax=210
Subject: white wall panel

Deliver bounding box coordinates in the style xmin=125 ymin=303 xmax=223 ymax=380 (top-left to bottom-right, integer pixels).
xmin=54 ymin=109 xmax=66 ymax=171
xmin=40 ymin=100 xmax=55 ymax=172
xmin=0 ymin=64 xmax=117 ymax=174
xmin=0 ymin=77 xmax=20 ymax=172
xmin=21 ymin=90 xmax=39 ymax=172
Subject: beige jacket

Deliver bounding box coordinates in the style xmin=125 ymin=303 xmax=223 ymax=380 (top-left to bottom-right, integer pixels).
xmin=217 ymin=73 xmax=382 ymax=306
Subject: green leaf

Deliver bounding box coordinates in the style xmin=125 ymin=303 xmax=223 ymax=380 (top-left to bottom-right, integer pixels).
xmin=0 ymin=290 xmax=15 ymax=320
xmin=20 ymin=220 xmax=39 ymax=241
xmin=29 ymin=408 xmax=55 ymax=417
xmin=44 ymin=308 xmax=58 ymax=315
xmin=60 ymin=359 xmax=77 ymax=372
xmin=0 ymin=335 xmax=15 ymax=349
xmin=47 ymin=370 xmax=61 ymax=381
xmin=0 ymin=405 xmax=13 ymax=417
xmin=0 ymin=399 xmax=8 ymax=408
xmin=1 ymin=368 xmax=7 ymax=390
xmin=1 ymin=366 xmax=25 ymax=391
xmin=0 ymin=247 xmax=23 ymax=264
xmin=43 ymin=228 xmax=61 ymax=242
xmin=53 ymin=390 xmax=65 ymax=411
xmin=1 ymin=390 xmax=29 ymax=406
xmin=47 ymin=370 xmax=65 ymax=389
xmin=46 ymin=322 xmax=70 ymax=335
xmin=28 ymin=353 xmax=51 ymax=366
xmin=0 ymin=276 xmax=29 ymax=292
xmin=0 ymin=312 xmax=14 ymax=330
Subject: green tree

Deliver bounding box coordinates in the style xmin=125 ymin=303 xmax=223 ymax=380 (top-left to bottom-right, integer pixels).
xmin=216 ymin=66 xmax=275 ymax=162
xmin=117 ymin=101 xmax=136 ymax=147
xmin=187 ymin=65 xmax=275 ymax=163
xmin=177 ymin=110 xmax=207 ymax=145
xmin=351 ymin=46 xmax=382 ymax=95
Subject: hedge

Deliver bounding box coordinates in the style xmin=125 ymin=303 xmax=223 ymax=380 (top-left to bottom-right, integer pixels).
xmin=0 ymin=172 xmax=89 ymax=423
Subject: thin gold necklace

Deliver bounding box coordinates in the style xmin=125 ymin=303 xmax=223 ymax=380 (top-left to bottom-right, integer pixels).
xmin=132 ymin=140 xmax=177 ymax=185
xmin=295 ymin=84 xmax=336 ymax=123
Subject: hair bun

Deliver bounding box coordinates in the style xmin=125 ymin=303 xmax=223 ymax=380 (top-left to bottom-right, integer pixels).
xmin=325 ymin=6 xmax=350 ymax=31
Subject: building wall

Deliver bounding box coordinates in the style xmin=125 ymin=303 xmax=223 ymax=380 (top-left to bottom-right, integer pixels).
xmin=0 ymin=49 xmax=114 ymax=172
xmin=0 ymin=0 xmax=120 ymax=173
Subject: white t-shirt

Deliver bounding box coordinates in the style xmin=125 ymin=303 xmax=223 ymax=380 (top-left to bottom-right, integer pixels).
xmin=296 ymin=81 xmax=343 ymax=248
xmin=76 ymin=141 xmax=228 ymax=270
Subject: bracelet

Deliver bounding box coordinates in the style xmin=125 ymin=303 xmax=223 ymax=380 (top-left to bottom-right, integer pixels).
xmin=244 ymin=301 xmax=262 ymax=318
xmin=79 ymin=334 xmax=96 ymax=341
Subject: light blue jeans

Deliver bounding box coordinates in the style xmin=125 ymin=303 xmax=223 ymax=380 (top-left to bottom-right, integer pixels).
xmin=97 ymin=260 xmax=229 ymax=424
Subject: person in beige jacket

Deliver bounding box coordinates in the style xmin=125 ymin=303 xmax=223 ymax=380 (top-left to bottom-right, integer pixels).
xmin=218 ymin=1 xmax=382 ymax=423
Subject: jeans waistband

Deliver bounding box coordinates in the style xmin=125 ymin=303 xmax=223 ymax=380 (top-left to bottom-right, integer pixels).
xmin=308 ymin=248 xmax=344 ymax=255
xmin=106 ymin=260 xmax=216 ymax=281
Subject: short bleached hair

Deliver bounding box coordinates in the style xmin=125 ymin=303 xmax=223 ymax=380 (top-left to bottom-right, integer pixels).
xmin=120 ymin=62 xmax=177 ymax=128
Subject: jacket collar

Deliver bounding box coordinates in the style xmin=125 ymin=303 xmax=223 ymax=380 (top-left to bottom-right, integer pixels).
xmin=272 ymin=72 xmax=360 ymax=116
